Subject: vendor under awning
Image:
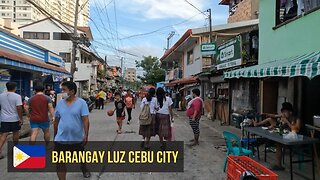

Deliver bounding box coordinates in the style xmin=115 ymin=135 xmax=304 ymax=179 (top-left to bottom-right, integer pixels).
xmin=224 ymin=51 xmax=320 ymax=79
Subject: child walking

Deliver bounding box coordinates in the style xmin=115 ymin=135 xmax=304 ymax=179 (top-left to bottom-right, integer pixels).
xmin=114 ymin=92 xmax=126 ymax=134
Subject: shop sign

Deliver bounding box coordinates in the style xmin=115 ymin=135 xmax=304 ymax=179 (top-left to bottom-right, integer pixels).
xmin=216 ymin=36 xmax=242 ymax=70
xmin=47 ymin=52 xmax=65 ymax=67
xmin=52 ymin=75 xmax=64 ymax=82
xmin=201 ymin=43 xmax=216 ymax=56
xmin=0 ymin=69 xmax=10 ymax=93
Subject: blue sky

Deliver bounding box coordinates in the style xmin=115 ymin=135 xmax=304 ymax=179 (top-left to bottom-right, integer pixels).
xmin=89 ymin=0 xmax=229 ymax=71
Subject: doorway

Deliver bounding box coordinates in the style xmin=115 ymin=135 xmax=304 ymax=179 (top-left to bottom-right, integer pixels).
xmin=262 ymin=80 xmax=279 ymax=114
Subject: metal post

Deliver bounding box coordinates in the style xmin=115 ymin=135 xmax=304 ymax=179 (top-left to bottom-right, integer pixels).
xmin=208 ymin=8 xmax=212 ymax=43
xmin=70 ymin=0 xmax=80 ymax=81
xmin=121 ymin=57 xmax=124 ymax=77
xmin=166 ymin=31 xmax=175 ymax=50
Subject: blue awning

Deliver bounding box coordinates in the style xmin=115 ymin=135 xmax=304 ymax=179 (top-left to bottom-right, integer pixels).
xmin=0 ymin=47 xmax=70 ymax=77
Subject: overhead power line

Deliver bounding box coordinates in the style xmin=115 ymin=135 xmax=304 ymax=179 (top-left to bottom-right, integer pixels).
xmin=78 ymin=0 xmax=90 ymax=15
xmin=184 ymin=0 xmax=207 ymax=16
xmin=120 ymin=11 xmax=204 ymax=40
xmin=26 ymin=0 xmax=74 ymax=37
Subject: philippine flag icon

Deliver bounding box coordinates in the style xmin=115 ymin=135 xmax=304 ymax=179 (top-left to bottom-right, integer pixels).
xmin=13 ymin=145 xmax=46 ymax=169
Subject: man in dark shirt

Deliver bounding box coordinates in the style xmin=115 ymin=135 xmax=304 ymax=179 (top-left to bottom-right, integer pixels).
xmin=114 ymin=92 xmax=126 ymax=134
xmin=44 ymin=85 xmax=51 ymax=96
xmin=25 ymin=85 xmax=55 ymax=144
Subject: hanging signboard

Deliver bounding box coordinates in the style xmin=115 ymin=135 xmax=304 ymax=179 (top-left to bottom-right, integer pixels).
xmin=216 ymin=36 xmax=242 ymax=70
xmin=201 ymin=43 xmax=216 ymax=56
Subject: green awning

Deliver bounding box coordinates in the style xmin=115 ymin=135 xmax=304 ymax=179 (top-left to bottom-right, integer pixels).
xmin=224 ymin=52 xmax=320 ymax=79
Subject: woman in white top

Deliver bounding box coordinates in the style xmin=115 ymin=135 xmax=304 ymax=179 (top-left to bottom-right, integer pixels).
xmin=139 ymin=88 xmax=157 ymax=149
xmin=155 ymin=87 xmax=174 ymax=149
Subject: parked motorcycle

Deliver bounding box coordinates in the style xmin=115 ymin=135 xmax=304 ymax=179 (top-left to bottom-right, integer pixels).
xmin=83 ymin=96 xmax=95 ymax=112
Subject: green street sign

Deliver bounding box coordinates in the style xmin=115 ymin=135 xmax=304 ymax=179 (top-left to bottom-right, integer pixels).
xmin=201 ymin=43 xmax=216 ymax=56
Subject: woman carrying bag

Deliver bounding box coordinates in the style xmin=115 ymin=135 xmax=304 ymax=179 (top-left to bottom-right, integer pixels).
xmin=139 ymin=88 xmax=157 ymax=150
xmin=155 ymin=87 xmax=174 ymax=150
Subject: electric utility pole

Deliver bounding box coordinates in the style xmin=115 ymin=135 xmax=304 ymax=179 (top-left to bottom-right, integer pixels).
xmin=167 ymin=31 xmax=175 ymax=50
xmin=207 ymin=8 xmax=212 ymax=42
xmin=120 ymin=57 xmax=124 ymax=77
xmin=70 ymin=0 xmax=80 ymax=81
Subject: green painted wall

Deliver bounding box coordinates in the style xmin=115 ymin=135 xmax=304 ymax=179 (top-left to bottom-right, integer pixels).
xmin=259 ymin=0 xmax=320 ymax=64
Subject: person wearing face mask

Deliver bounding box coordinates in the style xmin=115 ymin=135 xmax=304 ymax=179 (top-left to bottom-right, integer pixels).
xmin=53 ymin=81 xmax=91 ymax=179
xmin=186 ymin=88 xmax=203 ymax=146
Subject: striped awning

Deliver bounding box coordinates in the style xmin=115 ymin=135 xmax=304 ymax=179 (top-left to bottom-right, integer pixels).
xmin=224 ymin=52 xmax=320 ymax=79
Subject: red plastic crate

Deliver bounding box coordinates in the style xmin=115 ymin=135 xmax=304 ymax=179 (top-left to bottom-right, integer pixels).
xmin=227 ymin=156 xmax=278 ymax=180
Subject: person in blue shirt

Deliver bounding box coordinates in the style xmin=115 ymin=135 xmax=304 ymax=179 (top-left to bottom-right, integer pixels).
xmin=54 ymin=81 xmax=90 ymax=179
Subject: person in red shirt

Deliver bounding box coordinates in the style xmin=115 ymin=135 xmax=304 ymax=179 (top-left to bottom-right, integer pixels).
xmin=125 ymin=90 xmax=135 ymax=125
xmin=186 ymin=88 xmax=203 ymax=146
xmin=25 ymin=85 xmax=55 ymax=144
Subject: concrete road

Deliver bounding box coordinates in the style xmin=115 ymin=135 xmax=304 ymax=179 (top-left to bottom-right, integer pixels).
xmin=0 ymin=101 xmax=226 ymax=180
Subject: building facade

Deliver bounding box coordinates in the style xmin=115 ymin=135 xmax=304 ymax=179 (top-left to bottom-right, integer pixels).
xmin=124 ymin=68 xmax=137 ymax=82
xmin=0 ymin=0 xmax=89 ymax=26
xmin=0 ymin=27 xmax=69 ymax=98
xmin=19 ymin=18 xmax=102 ymax=97
xmin=0 ymin=17 xmax=19 ymax=35
xmin=162 ymin=19 xmax=259 ymax=123
xmin=219 ymin=0 xmax=259 ymax=23
xmin=225 ymin=0 xmax=320 ymax=126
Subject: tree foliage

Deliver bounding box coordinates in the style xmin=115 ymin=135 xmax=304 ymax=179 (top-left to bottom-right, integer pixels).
xmin=136 ymin=56 xmax=165 ymax=86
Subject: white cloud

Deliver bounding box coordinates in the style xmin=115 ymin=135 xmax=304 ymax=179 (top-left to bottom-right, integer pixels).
xmin=120 ymin=44 xmax=164 ymax=58
xmin=92 ymin=0 xmax=208 ymax=20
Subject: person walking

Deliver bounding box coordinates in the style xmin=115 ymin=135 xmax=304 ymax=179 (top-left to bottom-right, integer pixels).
xmin=98 ymin=89 xmax=105 ymax=110
xmin=0 ymin=82 xmax=23 ymax=159
xmin=44 ymin=85 xmax=51 ymax=96
xmin=155 ymin=87 xmax=174 ymax=150
xmin=54 ymin=81 xmax=90 ymax=179
xmin=125 ymin=90 xmax=135 ymax=125
xmin=95 ymin=90 xmax=99 ymax=109
xmin=139 ymin=88 xmax=157 ymax=149
xmin=24 ymin=85 xmax=55 ymax=144
xmin=186 ymin=88 xmax=203 ymax=146
xmin=113 ymin=92 xmax=126 ymax=134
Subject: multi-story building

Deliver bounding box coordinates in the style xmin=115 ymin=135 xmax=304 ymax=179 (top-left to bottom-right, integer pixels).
xmin=124 ymin=68 xmax=137 ymax=82
xmin=0 ymin=0 xmax=89 ymax=26
xmin=162 ymin=19 xmax=259 ymax=123
xmin=219 ymin=0 xmax=259 ymax=23
xmin=0 ymin=27 xmax=69 ymax=97
xmin=0 ymin=17 xmax=19 ymax=35
xmin=225 ymin=0 xmax=320 ymax=129
xmin=19 ymin=18 xmax=102 ymax=97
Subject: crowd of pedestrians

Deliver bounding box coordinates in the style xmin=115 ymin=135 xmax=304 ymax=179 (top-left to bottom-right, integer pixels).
xmin=0 ymin=81 xmax=204 ymax=179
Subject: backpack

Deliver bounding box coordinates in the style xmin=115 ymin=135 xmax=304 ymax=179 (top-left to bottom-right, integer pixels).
xmin=139 ymin=102 xmax=152 ymax=125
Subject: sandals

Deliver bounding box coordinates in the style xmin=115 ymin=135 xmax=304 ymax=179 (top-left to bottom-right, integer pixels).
xmin=188 ymin=141 xmax=199 ymax=147
xmin=81 ymin=165 xmax=91 ymax=178
xmin=82 ymin=171 xmax=91 ymax=178
xmin=116 ymin=130 xmax=122 ymax=134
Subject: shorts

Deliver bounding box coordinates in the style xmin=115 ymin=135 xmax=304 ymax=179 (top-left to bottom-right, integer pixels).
xmin=30 ymin=121 xmax=50 ymax=129
xmin=54 ymin=142 xmax=84 ymax=152
xmin=116 ymin=117 xmax=125 ymax=121
xmin=0 ymin=121 xmax=21 ymax=133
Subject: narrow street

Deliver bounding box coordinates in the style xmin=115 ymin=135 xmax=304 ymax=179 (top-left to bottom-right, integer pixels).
xmin=0 ymin=101 xmax=227 ymax=180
